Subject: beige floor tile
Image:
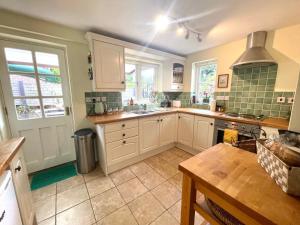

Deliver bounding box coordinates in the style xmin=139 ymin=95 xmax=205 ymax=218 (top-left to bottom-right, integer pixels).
xmin=150 ymin=211 xmax=179 ymax=225
xmin=138 ymin=170 xmax=166 ymax=190
xmin=129 ymin=161 xmax=153 ymax=177
xmin=128 ymin=192 xmax=165 ymax=225
xmin=56 ymin=184 xmax=89 ymax=213
xmin=97 ymin=206 xmax=138 ymax=225
xmin=181 ymin=152 xmax=193 ymax=160
xmin=152 ymin=162 xmax=178 ymax=179
xmin=167 ymin=200 xmax=204 ymax=225
xmin=83 ymin=166 xmax=105 ymax=183
xmin=34 ymin=195 xmax=56 ymax=222
xmin=86 ymin=176 xmax=115 ymax=198
xmin=110 ymin=168 xmax=135 ymax=185
xmin=168 ymin=172 xmax=183 ymax=191
xmin=157 ymin=150 xmax=179 ymax=162
xmin=117 ymin=178 xmax=148 ymax=203
xmin=91 ymin=187 xmax=125 ymax=221
xmin=32 ymin=184 xmax=56 ymax=202
xmin=56 ymin=200 xmax=95 ymax=225
xmin=151 ymin=181 xmax=181 ymax=209
xmin=38 ymin=216 xmax=55 ymax=225
xmin=167 ymin=155 xmax=185 ymax=168
xmin=169 ymin=148 xmax=187 ymax=157
xmin=57 ymin=175 xmax=84 ymax=193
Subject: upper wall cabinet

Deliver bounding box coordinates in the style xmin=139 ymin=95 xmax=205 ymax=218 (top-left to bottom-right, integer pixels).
xmin=162 ymin=59 xmax=185 ymax=92
xmin=88 ymin=37 xmax=125 ymax=91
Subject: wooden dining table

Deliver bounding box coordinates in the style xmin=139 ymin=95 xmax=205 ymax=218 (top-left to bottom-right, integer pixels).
xmin=179 ymin=143 xmax=300 ymax=225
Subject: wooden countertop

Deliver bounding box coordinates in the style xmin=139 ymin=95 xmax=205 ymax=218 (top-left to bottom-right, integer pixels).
xmin=179 ymin=143 xmax=300 ymax=225
xmin=0 ymin=137 xmax=25 ymax=175
xmin=86 ymin=108 xmax=289 ymax=130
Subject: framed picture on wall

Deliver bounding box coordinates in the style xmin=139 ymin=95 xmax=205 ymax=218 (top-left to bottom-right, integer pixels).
xmin=217 ymin=74 xmax=229 ymax=88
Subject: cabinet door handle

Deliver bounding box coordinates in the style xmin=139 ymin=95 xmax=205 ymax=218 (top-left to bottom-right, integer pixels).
xmin=178 ymin=116 xmax=181 ymax=119
xmin=121 ymin=81 xmax=125 ymax=84
xmin=122 ymin=124 xmax=125 ymax=127
xmin=157 ymin=119 xmax=160 ymax=122
xmin=210 ymin=123 xmax=214 ymax=126
xmin=0 ymin=210 xmax=5 ymax=222
xmin=123 ymin=140 xmax=126 ymax=144
xmin=15 ymin=166 xmax=21 ymax=172
xmin=160 ymin=119 xmax=163 ymax=122
xmin=122 ymin=133 xmax=126 ymax=137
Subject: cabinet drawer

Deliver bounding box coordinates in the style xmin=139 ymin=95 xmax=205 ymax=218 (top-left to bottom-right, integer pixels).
xmin=106 ymin=136 xmax=139 ymax=166
xmin=105 ymin=120 xmax=138 ymax=133
xmin=105 ymin=127 xmax=138 ymax=143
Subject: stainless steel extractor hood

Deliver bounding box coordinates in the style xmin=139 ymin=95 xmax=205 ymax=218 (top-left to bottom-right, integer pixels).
xmin=231 ymin=31 xmax=277 ymax=68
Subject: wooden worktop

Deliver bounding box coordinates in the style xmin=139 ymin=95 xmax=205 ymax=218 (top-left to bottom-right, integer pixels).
xmin=0 ymin=137 xmax=25 ymax=175
xmin=179 ymin=143 xmax=300 ymax=225
xmin=86 ymin=108 xmax=289 ymax=130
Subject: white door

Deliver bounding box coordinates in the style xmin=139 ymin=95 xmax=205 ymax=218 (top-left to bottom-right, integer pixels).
xmin=93 ymin=40 xmax=125 ymax=90
xmin=177 ymin=113 xmax=194 ymax=147
xmin=159 ymin=114 xmax=176 ymax=146
xmin=193 ymin=116 xmax=214 ymax=151
xmin=0 ymin=40 xmax=75 ymax=173
xmin=139 ymin=116 xmax=160 ymax=153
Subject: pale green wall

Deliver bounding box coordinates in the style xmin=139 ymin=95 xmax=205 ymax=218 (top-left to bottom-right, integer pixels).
xmin=0 ymin=9 xmax=92 ymax=130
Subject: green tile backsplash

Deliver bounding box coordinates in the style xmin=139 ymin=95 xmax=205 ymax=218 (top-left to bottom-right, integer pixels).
xmin=215 ymin=64 xmax=294 ymax=118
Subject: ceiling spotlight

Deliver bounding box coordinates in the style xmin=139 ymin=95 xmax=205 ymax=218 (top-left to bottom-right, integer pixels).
xmin=155 ymin=15 xmax=170 ymax=31
xmin=176 ymin=27 xmax=184 ymax=35
xmin=197 ymin=34 xmax=202 ymax=42
xmin=185 ymin=30 xmax=190 ymax=39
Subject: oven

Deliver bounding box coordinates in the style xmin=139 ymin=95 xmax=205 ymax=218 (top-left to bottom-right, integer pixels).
xmin=213 ymin=119 xmax=261 ymax=145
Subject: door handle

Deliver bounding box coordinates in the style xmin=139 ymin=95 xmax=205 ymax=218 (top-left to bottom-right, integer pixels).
xmin=65 ymin=106 xmax=71 ymax=116
xmin=15 ymin=165 xmax=22 ymax=172
xmin=0 ymin=210 xmax=5 ymax=222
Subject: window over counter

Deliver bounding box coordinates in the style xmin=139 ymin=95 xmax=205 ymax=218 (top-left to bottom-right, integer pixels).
xmin=122 ymin=61 xmax=158 ymax=104
xmin=193 ymin=60 xmax=217 ymax=104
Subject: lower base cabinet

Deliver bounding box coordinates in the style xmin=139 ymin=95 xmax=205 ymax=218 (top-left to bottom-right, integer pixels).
xmin=177 ymin=113 xmax=195 ymax=148
xmin=106 ymin=136 xmax=139 ymax=166
xmin=193 ymin=116 xmax=215 ymax=151
xmin=139 ymin=116 xmax=160 ymax=154
xmin=9 ymin=149 xmax=35 ymax=225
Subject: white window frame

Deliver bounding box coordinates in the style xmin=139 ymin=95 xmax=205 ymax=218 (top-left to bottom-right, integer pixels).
xmin=193 ymin=59 xmax=217 ymax=104
xmin=124 ymin=59 xmax=159 ymax=104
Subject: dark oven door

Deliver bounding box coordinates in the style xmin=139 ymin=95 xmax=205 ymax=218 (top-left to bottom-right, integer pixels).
xmin=213 ymin=128 xmax=254 ymax=145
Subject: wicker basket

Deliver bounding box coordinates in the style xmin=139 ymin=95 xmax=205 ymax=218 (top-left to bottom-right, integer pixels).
xmin=256 ymin=140 xmax=300 ymax=196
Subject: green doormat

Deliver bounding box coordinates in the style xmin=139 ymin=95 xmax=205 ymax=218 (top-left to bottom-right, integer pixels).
xmin=31 ymin=162 xmax=77 ymax=190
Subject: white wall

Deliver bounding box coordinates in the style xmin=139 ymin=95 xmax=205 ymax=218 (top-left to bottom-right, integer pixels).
xmin=185 ymin=26 xmax=300 ymax=92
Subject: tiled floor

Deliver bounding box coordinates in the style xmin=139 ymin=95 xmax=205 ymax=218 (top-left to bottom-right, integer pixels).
xmin=32 ymin=147 xmax=207 ymax=225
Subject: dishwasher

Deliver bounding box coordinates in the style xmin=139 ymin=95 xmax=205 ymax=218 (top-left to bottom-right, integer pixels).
xmin=0 ymin=171 xmax=23 ymax=225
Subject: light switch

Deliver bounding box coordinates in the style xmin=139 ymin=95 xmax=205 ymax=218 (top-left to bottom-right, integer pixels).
xmin=277 ymin=97 xmax=286 ymax=103
xmin=101 ymin=97 xmax=107 ymax=102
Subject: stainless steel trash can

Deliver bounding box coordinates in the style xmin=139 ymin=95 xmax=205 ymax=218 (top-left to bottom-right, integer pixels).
xmin=73 ymin=128 xmax=96 ymax=174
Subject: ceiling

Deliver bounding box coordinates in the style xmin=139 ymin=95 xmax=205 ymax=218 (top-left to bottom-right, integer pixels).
xmin=1 ymin=0 xmax=300 ymax=56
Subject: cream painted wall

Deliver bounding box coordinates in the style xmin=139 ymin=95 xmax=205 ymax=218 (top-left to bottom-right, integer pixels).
xmin=185 ymin=27 xmax=300 ymax=92
xmin=0 ymin=9 xmax=92 ymax=130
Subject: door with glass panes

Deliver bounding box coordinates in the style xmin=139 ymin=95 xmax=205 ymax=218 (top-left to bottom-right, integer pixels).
xmin=0 ymin=40 xmax=75 ymax=173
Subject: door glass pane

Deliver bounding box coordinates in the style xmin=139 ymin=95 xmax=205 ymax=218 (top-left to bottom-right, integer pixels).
xmin=14 ymin=98 xmax=42 ymax=120
xmin=10 ymin=74 xmax=38 ymax=97
xmin=140 ymin=66 xmax=155 ymax=99
xmin=4 ymin=48 xmax=34 ymax=73
xmin=39 ymin=75 xmax=63 ymax=96
xmin=35 ymin=52 xmax=60 ymax=75
xmin=122 ymin=63 xmax=137 ymax=103
xmin=43 ymin=98 xmax=65 ymax=117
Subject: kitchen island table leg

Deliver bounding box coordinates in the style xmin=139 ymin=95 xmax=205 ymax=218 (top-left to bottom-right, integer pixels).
xmin=181 ymin=174 xmax=196 ymax=225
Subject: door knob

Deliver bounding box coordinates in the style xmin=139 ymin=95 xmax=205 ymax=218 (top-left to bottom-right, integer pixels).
xmin=123 ymin=140 xmax=126 ymax=144
xmin=15 ymin=166 xmax=21 ymax=172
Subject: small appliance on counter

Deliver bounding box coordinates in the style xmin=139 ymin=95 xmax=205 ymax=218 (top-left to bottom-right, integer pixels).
xmin=160 ymin=95 xmax=171 ymax=107
xmin=172 ymin=100 xmax=181 ymax=108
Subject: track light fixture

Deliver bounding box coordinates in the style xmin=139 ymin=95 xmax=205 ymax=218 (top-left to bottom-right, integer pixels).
xmin=154 ymin=14 xmax=202 ymax=42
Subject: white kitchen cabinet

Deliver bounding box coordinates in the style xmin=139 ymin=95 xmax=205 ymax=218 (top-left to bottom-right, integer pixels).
xmin=9 ymin=149 xmax=35 ymax=225
xmin=177 ymin=113 xmax=194 ymax=147
xmin=159 ymin=114 xmax=177 ymax=146
xmin=92 ymin=40 xmax=125 ymax=90
xmin=162 ymin=59 xmax=185 ymax=92
xmin=193 ymin=116 xmax=215 ymax=151
xmin=139 ymin=116 xmax=160 ymax=153
xmin=106 ymin=136 xmax=139 ymax=166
